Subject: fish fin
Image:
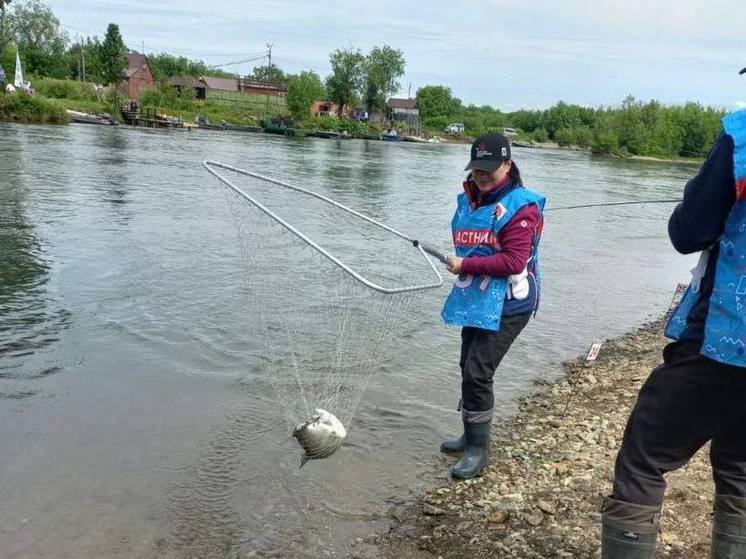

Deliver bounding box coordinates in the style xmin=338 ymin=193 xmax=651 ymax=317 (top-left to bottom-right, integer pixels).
xmin=299 ymin=455 xmax=309 ymax=468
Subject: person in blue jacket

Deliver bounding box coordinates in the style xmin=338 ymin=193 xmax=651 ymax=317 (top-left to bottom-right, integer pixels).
xmin=440 ymin=133 xmax=545 ymax=479
xmin=601 ymin=109 xmax=746 ymax=558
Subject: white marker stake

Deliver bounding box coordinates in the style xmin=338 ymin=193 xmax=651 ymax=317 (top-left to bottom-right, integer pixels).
xmin=585 ymin=342 xmax=603 ymax=364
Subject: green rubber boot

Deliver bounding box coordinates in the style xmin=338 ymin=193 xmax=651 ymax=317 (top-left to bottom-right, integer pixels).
xmin=450 ymin=421 xmax=490 ymax=480
xmin=440 ymin=427 xmax=466 ymax=454
xmin=601 ymin=497 xmax=660 ymax=559
xmin=712 ymin=494 xmax=746 ymax=559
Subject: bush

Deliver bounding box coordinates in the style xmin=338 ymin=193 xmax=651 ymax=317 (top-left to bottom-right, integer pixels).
xmin=32 ymin=78 xmax=100 ymax=102
xmin=423 ymin=115 xmax=449 ymax=131
xmin=139 ymin=84 xmax=195 ymax=111
xmin=0 ymin=93 xmax=68 ymax=124
xmin=531 ymin=127 xmax=549 ymax=143
xmin=554 ymin=126 xmax=593 ymax=148
xmin=591 ymin=130 xmax=620 ymax=155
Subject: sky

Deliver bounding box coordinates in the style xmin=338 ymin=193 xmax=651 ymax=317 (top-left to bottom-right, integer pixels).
xmin=51 ymin=0 xmax=746 ymax=111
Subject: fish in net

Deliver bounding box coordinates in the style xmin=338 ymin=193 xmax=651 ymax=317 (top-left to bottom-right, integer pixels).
xmin=204 ymin=161 xmax=444 ymax=464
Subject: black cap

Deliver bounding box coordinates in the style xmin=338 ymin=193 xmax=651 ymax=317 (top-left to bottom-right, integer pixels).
xmin=465 ymin=133 xmax=511 ymax=172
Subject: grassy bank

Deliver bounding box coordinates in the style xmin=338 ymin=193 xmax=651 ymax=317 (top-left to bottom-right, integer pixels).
xmin=0 ymin=93 xmax=68 ymax=124
xmin=367 ymin=319 xmax=712 ymax=559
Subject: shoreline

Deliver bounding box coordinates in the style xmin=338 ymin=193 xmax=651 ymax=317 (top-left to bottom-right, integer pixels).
xmin=0 ymin=115 xmax=704 ymax=164
xmin=511 ymin=140 xmax=703 ymax=165
xmin=358 ymin=319 xmax=712 ymax=559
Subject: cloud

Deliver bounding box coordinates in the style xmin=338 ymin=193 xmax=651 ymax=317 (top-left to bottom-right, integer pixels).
xmin=50 ymin=0 xmax=746 ymax=109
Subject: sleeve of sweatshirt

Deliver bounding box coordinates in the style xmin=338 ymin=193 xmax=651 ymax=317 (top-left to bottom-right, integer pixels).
xmin=460 ymin=205 xmax=541 ymax=277
xmin=668 ymin=132 xmax=735 ymax=254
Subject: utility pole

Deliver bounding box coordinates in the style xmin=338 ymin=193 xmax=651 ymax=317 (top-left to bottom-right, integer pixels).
xmin=76 ymin=34 xmax=81 ymax=80
xmin=265 ymin=42 xmax=273 ymax=114
xmin=81 ymin=36 xmax=86 ymax=82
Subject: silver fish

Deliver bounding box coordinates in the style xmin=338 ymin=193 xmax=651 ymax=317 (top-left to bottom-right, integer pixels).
xmin=293 ymin=408 xmax=347 ymax=466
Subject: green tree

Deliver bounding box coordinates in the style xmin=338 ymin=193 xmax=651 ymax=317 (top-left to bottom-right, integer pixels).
xmin=101 ymin=23 xmax=126 ymax=107
xmin=325 ymin=47 xmax=365 ymax=112
xmin=67 ymin=36 xmax=105 ymax=82
xmin=532 ymin=127 xmax=549 ymax=143
xmin=415 ymin=85 xmax=460 ymax=119
xmin=147 ymin=52 xmax=233 ymax=81
xmin=362 ymin=45 xmax=405 ymax=113
xmin=0 ymin=0 xmax=13 ymax=64
xmin=286 ymin=70 xmax=325 ymax=119
xmin=10 ymin=0 xmax=69 ymax=78
xmin=11 ymin=0 xmax=67 ymax=49
xmin=251 ymin=63 xmax=287 ymax=86
xmin=508 ymin=109 xmax=544 ymax=133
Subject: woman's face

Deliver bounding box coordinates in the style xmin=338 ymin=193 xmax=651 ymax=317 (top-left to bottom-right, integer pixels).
xmin=471 ymin=161 xmax=512 ymax=191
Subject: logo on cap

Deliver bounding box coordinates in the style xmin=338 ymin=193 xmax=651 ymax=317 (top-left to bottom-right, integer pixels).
xmin=476 ymin=142 xmax=492 ymax=158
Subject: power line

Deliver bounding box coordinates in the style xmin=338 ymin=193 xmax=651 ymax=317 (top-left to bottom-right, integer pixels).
xmin=208 ymin=53 xmax=268 ymax=68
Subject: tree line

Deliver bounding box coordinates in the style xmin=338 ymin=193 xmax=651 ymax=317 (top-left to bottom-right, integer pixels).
xmin=1 ymin=0 xmax=728 ymax=157
xmin=415 ymin=85 xmax=724 ymax=158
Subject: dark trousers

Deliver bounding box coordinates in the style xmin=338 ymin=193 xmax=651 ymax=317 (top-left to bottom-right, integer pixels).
xmin=459 ymin=312 xmax=531 ymax=424
xmin=613 ymin=341 xmax=746 ymax=507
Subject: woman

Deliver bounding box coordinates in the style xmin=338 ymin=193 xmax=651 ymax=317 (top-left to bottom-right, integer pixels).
xmin=441 ymin=133 xmax=546 ymax=479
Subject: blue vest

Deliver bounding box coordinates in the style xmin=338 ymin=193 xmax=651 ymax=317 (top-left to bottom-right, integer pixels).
xmin=665 ymin=108 xmax=746 ymax=367
xmin=441 ymin=186 xmax=546 ymax=331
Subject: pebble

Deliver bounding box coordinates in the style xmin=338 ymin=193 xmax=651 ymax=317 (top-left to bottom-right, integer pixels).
xmin=487 ymin=510 xmax=509 ymax=524
xmin=423 ymin=503 xmax=445 ymax=516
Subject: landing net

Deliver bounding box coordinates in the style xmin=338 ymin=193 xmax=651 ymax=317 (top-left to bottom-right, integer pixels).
xmin=204 ymin=161 xmax=443 ymax=430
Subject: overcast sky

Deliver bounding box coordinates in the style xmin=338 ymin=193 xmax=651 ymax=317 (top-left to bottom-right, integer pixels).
xmin=51 ymin=0 xmax=746 ymax=110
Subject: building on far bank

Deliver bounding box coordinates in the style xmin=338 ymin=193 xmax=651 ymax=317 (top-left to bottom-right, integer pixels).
xmin=168 ymin=76 xmax=206 ymax=100
xmin=123 ymin=53 xmax=155 ymax=100
xmin=387 ymin=97 xmax=420 ymax=129
xmin=311 ymin=100 xmax=344 ymax=117
xmin=238 ymin=78 xmax=286 ymax=97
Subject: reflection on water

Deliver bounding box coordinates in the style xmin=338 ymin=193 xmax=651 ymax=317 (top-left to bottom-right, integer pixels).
xmin=0 ymin=127 xmax=71 ymax=398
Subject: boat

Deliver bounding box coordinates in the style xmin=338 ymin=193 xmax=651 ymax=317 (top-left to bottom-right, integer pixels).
xmin=311 ymin=130 xmax=342 ymax=139
xmin=311 ymin=130 xmax=352 ymax=140
xmin=382 ymin=132 xmax=403 ymax=142
xmin=13 ymin=51 xmax=33 ymax=94
xmin=403 ymin=135 xmax=428 ymax=143
xmin=66 ymin=110 xmax=116 ymax=126
xmin=512 ymin=140 xmax=536 ymax=148
xmin=198 ymin=123 xmax=262 ymax=133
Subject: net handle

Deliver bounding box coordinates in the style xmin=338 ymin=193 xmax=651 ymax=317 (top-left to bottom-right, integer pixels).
xmin=204 ymin=160 xmax=444 ymax=294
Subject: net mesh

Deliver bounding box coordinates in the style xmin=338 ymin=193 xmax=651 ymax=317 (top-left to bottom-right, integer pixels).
xmin=215 ymin=164 xmax=441 ymax=430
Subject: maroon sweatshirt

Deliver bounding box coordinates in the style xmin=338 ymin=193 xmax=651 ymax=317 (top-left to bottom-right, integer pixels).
xmin=459 ymin=178 xmax=542 ymax=277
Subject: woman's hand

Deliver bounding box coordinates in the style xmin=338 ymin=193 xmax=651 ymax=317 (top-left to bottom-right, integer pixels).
xmin=446 ymin=256 xmax=464 ymax=275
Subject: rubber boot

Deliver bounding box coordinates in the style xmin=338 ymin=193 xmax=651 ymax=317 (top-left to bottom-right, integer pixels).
xmin=450 ymin=421 xmax=490 ymax=479
xmin=712 ymin=494 xmax=746 ymax=559
xmin=440 ymin=430 xmax=466 ymax=454
xmin=600 ymin=497 xmax=660 ymax=559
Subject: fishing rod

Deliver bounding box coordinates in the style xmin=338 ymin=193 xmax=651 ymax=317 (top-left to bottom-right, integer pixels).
xmin=545 ymin=198 xmax=681 ymax=212
xmin=412 ymin=198 xmax=682 ymax=264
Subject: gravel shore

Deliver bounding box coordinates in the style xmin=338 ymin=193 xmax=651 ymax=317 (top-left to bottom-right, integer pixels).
xmin=360 ymin=320 xmax=713 ymax=559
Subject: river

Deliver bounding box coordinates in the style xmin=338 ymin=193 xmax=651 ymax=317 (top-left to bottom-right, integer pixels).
xmin=0 ymin=123 xmax=696 ymax=558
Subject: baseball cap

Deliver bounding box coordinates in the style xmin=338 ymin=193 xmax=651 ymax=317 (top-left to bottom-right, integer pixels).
xmin=464 ymin=133 xmax=511 ymax=172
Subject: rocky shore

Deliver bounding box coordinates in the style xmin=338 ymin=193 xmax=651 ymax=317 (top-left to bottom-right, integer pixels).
xmin=362 ymin=320 xmax=714 ymax=558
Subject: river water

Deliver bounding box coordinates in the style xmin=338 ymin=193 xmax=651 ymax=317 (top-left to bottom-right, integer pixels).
xmin=0 ymin=123 xmax=696 ymax=558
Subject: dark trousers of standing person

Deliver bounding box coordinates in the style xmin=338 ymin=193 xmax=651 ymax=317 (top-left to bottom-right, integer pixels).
xmin=459 ymin=311 xmax=532 ymax=423
xmin=602 ymin=340 xmax=746 ymax=558
xmin=444 ymin=311 xmax=532 ymax=479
